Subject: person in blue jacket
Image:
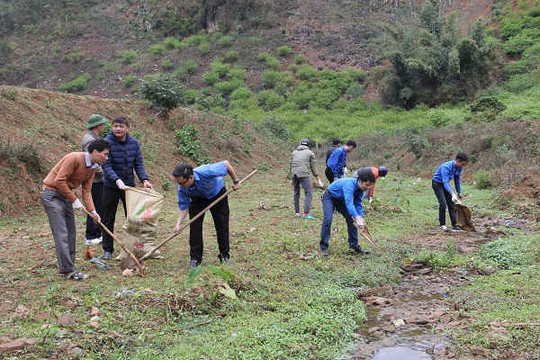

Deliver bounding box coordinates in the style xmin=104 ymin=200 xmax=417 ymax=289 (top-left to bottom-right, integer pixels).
xmin=320 ymin=167 xmax=375 ymax=256
xmin=432 ymin=152 xmax=469 ymax=231
xmin=173 ymin=161 xmax=240 ymax=268
xmin=326 ymin=140 xmax=357 ymax=183
xmin=101 ymin=117 xmax=153 ymax=259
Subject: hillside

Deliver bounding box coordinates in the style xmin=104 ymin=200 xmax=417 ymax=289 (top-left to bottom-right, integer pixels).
xmin=0 ymin=85 xmax=285 ymax=216
xmin=1 ymin=0 xmax=494 ymax=98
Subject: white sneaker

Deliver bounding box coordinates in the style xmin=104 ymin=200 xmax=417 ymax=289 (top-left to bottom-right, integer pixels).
xmin=85 ymin=236 xmax=102 ymax=246
xmin=295 ymin=213 xmax=302 ymax=217
xmin=439 ymin=225 xmax=448 ymax=231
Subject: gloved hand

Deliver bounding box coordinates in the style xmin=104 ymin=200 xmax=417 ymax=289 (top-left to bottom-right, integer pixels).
xmin=72 ymin=199 xmax=83 ymax=210
xmin=368 ymin=197 xmax=373 ymax=204
xmin=116 ymin=179 xmax=127 ymax=190
xmin=451 ymin=193 xmax=459 ymax=203
xmin=318 ymin=178 xmax=324 ymax=188
xmin=344 ymin=167 xmax=348 ymax=174
xmin=90 ymin=210 xmax=101 ymax=223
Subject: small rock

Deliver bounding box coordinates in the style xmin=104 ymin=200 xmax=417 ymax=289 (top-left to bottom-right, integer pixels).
xmin=0 ymin=338 xmax=36 ymax=352
xmin=90 ymin=306 xmax=101 ymax=317
xmin=392 ymin=318 xmax=405 ymax=327
xmin=381 ymin=324 xmax=396 ymax=333
xmin=89 ymin=321 xmax=100 ymax=329
xmin=14 ymin=304 xmax=30 ymax=318
xmin=57 ymin=314 xmax=77 ymax=327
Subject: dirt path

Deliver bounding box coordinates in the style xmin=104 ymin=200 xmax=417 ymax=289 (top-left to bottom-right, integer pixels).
xmin=349 ymin=216 xmax=525 ymax=359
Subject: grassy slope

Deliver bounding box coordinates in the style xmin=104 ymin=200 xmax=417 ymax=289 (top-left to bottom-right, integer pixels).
xmin=2 ymin=166 xmax=538 ymax=358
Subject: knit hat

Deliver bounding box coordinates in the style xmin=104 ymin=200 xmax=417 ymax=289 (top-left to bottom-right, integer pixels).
xmin=87 ymin=114 xmax=107 ymax=129
xmin=300 ymin=138 xmax=310 ymax=146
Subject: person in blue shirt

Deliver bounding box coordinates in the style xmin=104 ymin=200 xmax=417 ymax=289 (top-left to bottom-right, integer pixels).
xmin=173 ymin=161 xmax=240 ymax=268
xmin=432 ymin=152 xmax=469 ymax=231
xmin=326 ymin=140 xmax=357 ymax=183
xmin=320 ymin=167 xmax=375 ymax=256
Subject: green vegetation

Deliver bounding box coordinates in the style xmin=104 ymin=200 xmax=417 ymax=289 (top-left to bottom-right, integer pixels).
xmin=175 ymin=125 xmax=212 ymax=165
xmin=59 ymin=74 xmax=91 ymax=93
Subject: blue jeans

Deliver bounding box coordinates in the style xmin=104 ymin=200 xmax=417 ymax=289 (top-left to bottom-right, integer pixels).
xmin=319 ymin=191 xmax=358 ymax=251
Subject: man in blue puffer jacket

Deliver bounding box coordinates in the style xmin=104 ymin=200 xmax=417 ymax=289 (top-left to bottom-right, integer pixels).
xmin=101 ymin=117 xmax=153 ymax=259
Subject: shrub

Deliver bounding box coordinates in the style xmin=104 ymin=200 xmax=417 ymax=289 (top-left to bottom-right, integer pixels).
xmin=259 ymin=115 xmax=290 ymax=140
xmin=118 ymin=50 xmax=137 ymax=64
xmin=164 ymin=37 xmax=181 ymax=49
xmin=230 ymin=87 xmax=253 ymax=100
xmin=258 ymin=53 xmax=280 ymax=70
xmin=249 ymin=37 xmax=260 ymax=44
xmin=257 ymin=90 xmax=285 ymax=110
xmin=218 ymin=35 xmax=234 ymax=47
xmin=198 ymin=41 xmax=210 ymax=54
xmin=214 ymin=81 xmax=237 ymax=95
xmin=0 ymin=88 xmax=18 ymax=100
xmin=203 ymin=72 xmax=219 ymax=85
xmin=346 ymin=83 xmax=364 ymax=98
xmin=294 ymin=54 xmax=306 ymax=64
xmin=149 ymin=43 xmax=166 ymax=55
xmin=65 ymin=52 xmax=83 ymax=63
xmin=503 ymin=60 xmax=529 ymax=76
xmin=262 ymin=70 xmax=280 ymax=88
xmin=210 ymin=60 xmax=230 ymax=77
xmin=123 ymin=74 xmax=136 ymax=87
xmin=59 ymin=74 xmax=91 ymax=93
xmin=141 ymin=73 xmax=182 ymax=110
xmin=277 ymin=45 xmax=292 ymax=57
xmin=224 ymin=50 xmax=239 ymax=63
xmin=175 ymin=125 xmax=211 ymax=165
xmin=183 ymin=35 xmax=206 ymax=47
xmin=227 ymin=67 xmax=246 ymax=81
xmin=469 ymin=96 xmax=506 ymax=114
xmin=0 ymin=141 xmax=41 ymax=173
xmin=175 ymin=61 xmax=198 ymax=78
xmin=503 ymin=33 xmax=535 ymax=55
xmin=474 ymin=170 xmax=494 ymax=189
xmin=404 ymin=127 xmax=426 ymax=158
xmin=161 ymin=59 xmax=175 ymax=70
xmin=297 ymin=65 xmax=317 ymax=81
xmin=345 ymin=68 xmax=368 ymax=82
xmin=427 ymin=108 xmax=451 ymax=127
xmin=505 ymin=74 xmax=536 ymax=93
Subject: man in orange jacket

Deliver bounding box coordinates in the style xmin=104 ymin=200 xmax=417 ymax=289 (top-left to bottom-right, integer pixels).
xmin=41 ymin=139 xmax=110 ymax=280
xmin=354 ymin=166 xmax=388 ymax=203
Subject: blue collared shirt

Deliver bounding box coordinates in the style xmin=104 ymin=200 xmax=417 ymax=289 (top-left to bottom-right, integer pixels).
xmin=177 ymin=161 xmax=228 ymax=210
xmin=327 ymin=177 xmax=365 ymax=218
xmin=326 ymin=146 xmax=347 ymax=178
xmin=83 ymin=152 xmax=99 ymax=170
xmin=432 ymin=160 xmax=462 ymax=194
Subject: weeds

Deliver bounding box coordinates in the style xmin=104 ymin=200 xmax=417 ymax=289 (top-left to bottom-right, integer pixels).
xmin=0 ymin=141 xmax=41 ymax=173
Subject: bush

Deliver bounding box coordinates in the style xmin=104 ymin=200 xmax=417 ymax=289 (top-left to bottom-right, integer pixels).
xmin=183 ymin=35 xmax=206 ymax=47
xmin=65 ymin=52 xmax=82 ymax=63
xmin=203 ymin=72 xmax=219 ymax=85
xmin=224 ymin=50 xmax=239 ymax=63
xmin=404 ymin=127 xmax=426 ymax=158
xmin=503 ymin=60 xmax=529 ymax=76
xmin=218 ymin=35 xmax=234 ymax=47
xmin=210 ymin=60 xmax=230 ymax=77
xmin=118 ymin=50 xmax=137 ymax=64
xmin=198 ymin=41 xmax=210 ymax=54
xmin=505 ymin=74 xmax=536 ymax=93
xmin=474 ymin=170 xmax=494 ymax=189
xmin=59 ymin=74 xmax=91 ymax=93
xmin=230 ymin=87 xmax=253 ymax=100
xmin=214 ymin=81 xmax=237 ymax=95
xmin=258 ymin=53 xmax=280 ymax=70
xmin=227 ymin=67 xmax=246 ymax=81
xmin=161 ymin=59 xmax=175 ymax=70
xmin=503 ymin=33 xmax=535 ymax=55
xmin=149 ymin=43 xmax=166 ymax=55
xmin=0 ymin=141 xmax=41 ymax=173
xmin=427 ymin=108 xmax=451 ymax=127
xmin=259 ymin=115 xmax=290 ymax=140
xmin=277 ymin=45 xmax=292 ymax=57
xmin=123 ymin=75 xmax=136 ymax=87
xmin=469 ymin=96 xmax=506 ymax=114
xmin=294 ymin=54 xmax=306 ymax=64
xmin=175 ymin=125 xmax=211 ymax=165
xmin=262 ymin=70 xmax=280 ymax=88
xmin=296 ymin=65 xmax=317 ymax=81
xmin=164 ymin=37 xmax=181 ymax=49
xmin=141 ymin=73 xmax=182 ymax=110
xmin=346 ymin=83 xmax=364 ymax=98
xmin=257 ymin=90 xmax=285 ymax=110
xmin=345 ymin=68 xmax=367 ymax=82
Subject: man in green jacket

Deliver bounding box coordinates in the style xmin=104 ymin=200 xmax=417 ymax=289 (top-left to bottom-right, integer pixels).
xmin=289 ymin=139 xmax=324 ymax=220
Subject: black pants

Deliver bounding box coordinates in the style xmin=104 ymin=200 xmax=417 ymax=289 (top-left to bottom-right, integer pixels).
xmin=85 ymin=182 xmax=104 ymax=240
xmin=101 ymin=186 xmax=127 ymax=253
xmin=432 ymin=180 xmax=456 ymax=227
xmin=189 ymin=187 xmax=229 ymax=262
xmin=325 ymin=167 xmax=335 ymax=184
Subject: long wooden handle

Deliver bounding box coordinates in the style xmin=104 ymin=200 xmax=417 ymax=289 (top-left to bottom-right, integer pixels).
xmin=82 ymin=208 xmax=144 ymax=276
xmin=140 ymin=169 xmax=259 ymax=261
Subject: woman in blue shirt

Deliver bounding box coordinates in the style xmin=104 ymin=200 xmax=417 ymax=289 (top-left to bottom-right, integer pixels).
xmin=320 ymin=168 xmax=375 ymax=256
xmin=432 ymin=152 xmax=469 ymax=231
xmin=173 ymin=161 xmax=240 ymax=268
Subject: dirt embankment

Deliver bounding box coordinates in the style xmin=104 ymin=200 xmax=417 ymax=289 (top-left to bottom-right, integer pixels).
xmin=0 ymin=85 xmax=286 ymax=216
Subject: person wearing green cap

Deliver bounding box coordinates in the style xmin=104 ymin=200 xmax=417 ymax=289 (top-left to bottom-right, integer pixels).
xmin=81 ymin=114 xmax=107 ymax=246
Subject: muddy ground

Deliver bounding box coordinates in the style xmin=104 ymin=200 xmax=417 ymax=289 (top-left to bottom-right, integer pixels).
xmin=350 ymin=216 xmax=533 ymax=360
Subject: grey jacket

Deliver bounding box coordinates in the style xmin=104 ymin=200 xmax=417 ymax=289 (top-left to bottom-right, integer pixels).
xmin=81 ymin=130 xmax=103 ymax=183
xmin=289 ymin=145 xmax=318 ymax=178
